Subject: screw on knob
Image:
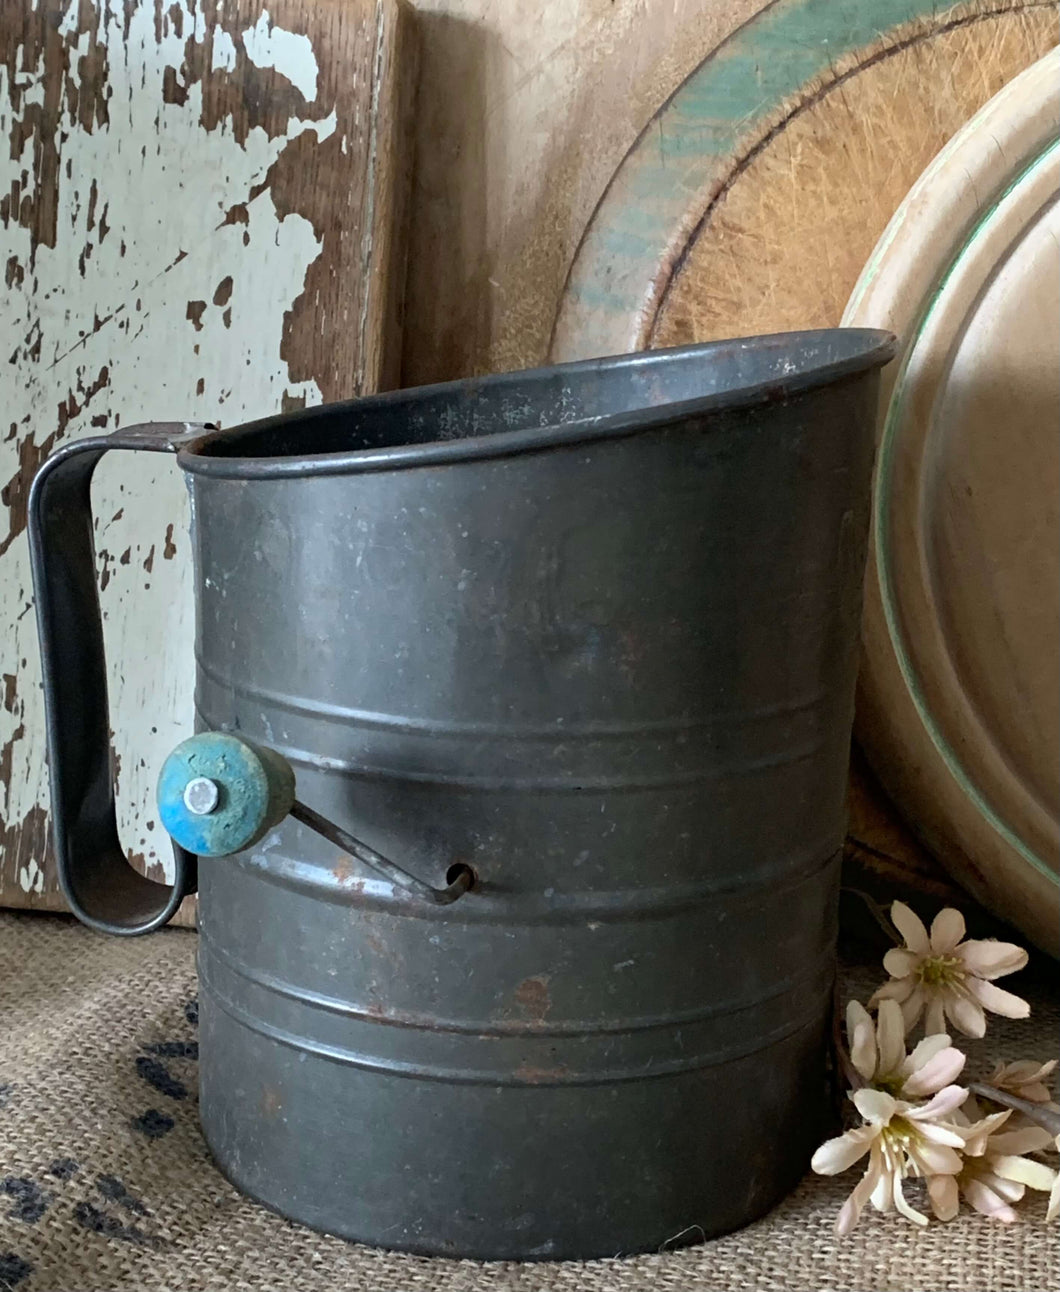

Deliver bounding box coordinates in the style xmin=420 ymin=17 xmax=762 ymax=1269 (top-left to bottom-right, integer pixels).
xmin=157 ymin=732 xmax=295 ymax=857
xmin=183 ymin=776 xmax=220 ymax=816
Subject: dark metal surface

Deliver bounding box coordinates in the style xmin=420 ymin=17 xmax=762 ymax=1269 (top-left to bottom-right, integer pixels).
xmin=30 ymin=331 xmax=895 ymax=1258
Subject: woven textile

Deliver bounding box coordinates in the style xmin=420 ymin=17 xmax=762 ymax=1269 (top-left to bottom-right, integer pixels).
xmin=1 ymin=911 xmax=1056 ymax=1291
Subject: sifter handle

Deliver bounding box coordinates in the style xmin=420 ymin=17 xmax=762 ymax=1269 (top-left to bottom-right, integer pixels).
xmin=27 ymin=423 xmax=210 ymax=934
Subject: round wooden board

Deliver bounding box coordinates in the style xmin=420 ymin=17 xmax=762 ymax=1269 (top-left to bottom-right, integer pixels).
xmin=550 ymin=0 xmax=1058 ymax=948
xmin=843 ymin=51 xmax=1059 ymax=954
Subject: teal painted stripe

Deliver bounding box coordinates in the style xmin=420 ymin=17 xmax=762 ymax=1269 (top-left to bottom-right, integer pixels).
xmin=562 ymin=0 xmax=994 ymax=341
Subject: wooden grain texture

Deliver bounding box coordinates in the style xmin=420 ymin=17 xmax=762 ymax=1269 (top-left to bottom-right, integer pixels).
xmin=0 ymin=0 xmax=413 ymax=923
xmin=649 ymin=4 xmax=1057 ymax=348
xmin=553 ymin=0 xmax=1057 ymax=360
xmin=401 ymin=0 xmax=768 ymax=384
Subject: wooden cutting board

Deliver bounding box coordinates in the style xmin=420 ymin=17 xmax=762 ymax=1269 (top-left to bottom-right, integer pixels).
xmin=0 ymin=1 xmax=414 ymax=925
xmin=551 ymin=0 xmax=1057 ymax=945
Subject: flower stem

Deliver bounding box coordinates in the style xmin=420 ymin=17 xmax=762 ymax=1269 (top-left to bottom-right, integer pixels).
xmin=969 ymin=1083 xmax=1060 ymax=1136
xmin=841 ymin=887 xmax=902 ymax=946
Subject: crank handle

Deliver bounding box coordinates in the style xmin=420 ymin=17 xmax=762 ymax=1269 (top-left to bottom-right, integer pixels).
xmin=157 ymin=732 xmax=472 ymax=904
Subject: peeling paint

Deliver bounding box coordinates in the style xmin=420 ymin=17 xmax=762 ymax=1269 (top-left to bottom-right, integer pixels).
xmin=1 ymin=0 xmax=340 ymax=897
xmin=242 ymin=9 xmax=319 ymax=104
xmin=18 ymin=857 xmax=44 ymax=894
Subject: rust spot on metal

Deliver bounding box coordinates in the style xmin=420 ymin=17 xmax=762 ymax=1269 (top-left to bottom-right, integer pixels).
xmin=281 ymin=390 xmax=306 ymax=414
xmin=185 ymin=300 xmax=206 ymax=331
xmin=212 ymin=276 xmax=233 ymax=307
xmin=513 ymin=976 xmax=552 ymax=1022
xmin=119 ymin=547 xmax=131 ymax=566
xmin=513 ymin=1063 xmax=568 ymax=1085
xmin=363 ymin=929 xmax=401 ymax=969
xmin=2 ymin=673 xmax=16 ymax=713
xmin=332 ymin=855 xmax=355 ymax=884
xmin=195 ymin=378 xmax=205 ymax=396
xmin=5 ymin=256 xmax=23 ymax=288
xmin=163 ymin=523 xmax=177 ymax=559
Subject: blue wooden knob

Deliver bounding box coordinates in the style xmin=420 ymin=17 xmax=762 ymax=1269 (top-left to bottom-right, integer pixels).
xmin=157 ymin=732 xmax=296 ymax=857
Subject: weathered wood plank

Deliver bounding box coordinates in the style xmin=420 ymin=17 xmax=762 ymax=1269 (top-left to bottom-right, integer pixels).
xmin=1 ymin=1 xmax=413 ymax=922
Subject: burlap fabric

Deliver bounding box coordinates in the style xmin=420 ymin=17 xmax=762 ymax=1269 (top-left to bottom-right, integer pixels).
xmin=1 ymin=911 xmax=1055 ymax=1291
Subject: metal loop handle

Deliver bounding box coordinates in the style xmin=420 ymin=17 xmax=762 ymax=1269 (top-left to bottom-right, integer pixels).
xmin=27 ymin=423 xmax=211 ymax=934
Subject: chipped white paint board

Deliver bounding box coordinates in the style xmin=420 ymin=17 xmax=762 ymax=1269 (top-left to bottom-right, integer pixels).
xmin=1 ymin=0 xmax=414 ymax=922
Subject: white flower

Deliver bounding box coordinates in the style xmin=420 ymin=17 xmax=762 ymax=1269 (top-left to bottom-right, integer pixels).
xmin=1048 ymin=1138 xmax=1060 ymax=1222
xmin=987 ymin=1058 xmax=1058 ymax=1107
xmin=812 ymin=1085 xmax=966 ymax=1235
xmin=927 ymin=1096 xmax=1057 ymax=1223
xmin=982 ymin=1059 xmax=1060 ymax=1144
xmin=870 ymin=902 xmax=1029 ymax=1037
xmin=846 ymin=998 xmax=966 ymax=1098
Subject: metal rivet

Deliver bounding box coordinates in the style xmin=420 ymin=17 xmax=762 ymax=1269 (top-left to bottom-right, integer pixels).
xmin=184 ymin=776 xmax=220 ymax=816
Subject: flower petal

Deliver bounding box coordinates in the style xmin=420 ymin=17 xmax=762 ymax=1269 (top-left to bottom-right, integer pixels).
xmin=962 ymin=1178 xmax=1019 ymax=1221
xmin=978 ymin=1170 xmax=1025 ymax=1204
xmin=915 ymin=1121 xmax=968 ymax=1150
xmin=870 ymin=1168 xmax=893 ymax=1213
xmin=835 ymin=1158 xmax=881 ymax=1237
xmin=853 ymin=1088 xmax=897 ymax=1126
xmin=990 ymin=1154 xmax=1058 ymax=1192
xmin=899 ymin=987 xmax=925 ymax=1032
xmin=882 ymin=947 xmax=921 ymax=979
xmin=875 ymin=999 xmax=905 ymax=1077
xmin=991 ymin=1058 xmax=1056 ymax=1086
xmin=965 ymin=978 xmax=1030 ymax=1020
xmin=850 ymin=1018 xmax=877 ymax=1085
xmin=927 ymin=1172 xmax=959 ymax=1221
xmin=892 ymin=1175 xmax=929 ymax=1226
xmin=990 ymin=1126 xmax=1054 ymax=1156
xmin=904 ymin=1085 xmax=968 ymax=1121
xmin=944 ymin=989 xmax=986 ymax=1038
xmin=812 ymin=1127 xmax=876 ymax=1176
xmin=871 ymin=975 xmax=917 ymax=1006
xmin=924 ymin=995 xmax=948 ymax=1038
xmin=891 ymin=901 xmax=930 ymax=954
xmin=846 ymin=998 xmax=871 ymax=1039
xmin=901 ymin=1046 xmax=966 ymax=1099
xmin=905 ymin=1032 xmax=951 ymax=1072
xmin=1047 ymin=1151 xmax=1060 ymax=1222
xmin=957 ymin=1109 xmax=1012 ymax=1157
xmin=955 ymin=939 xmax=1028 ymax=980
xmin=908 ymin=1139 xmax=963 ymax=1176
xmin=930 ymin=907 xmax=966 ymax=954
